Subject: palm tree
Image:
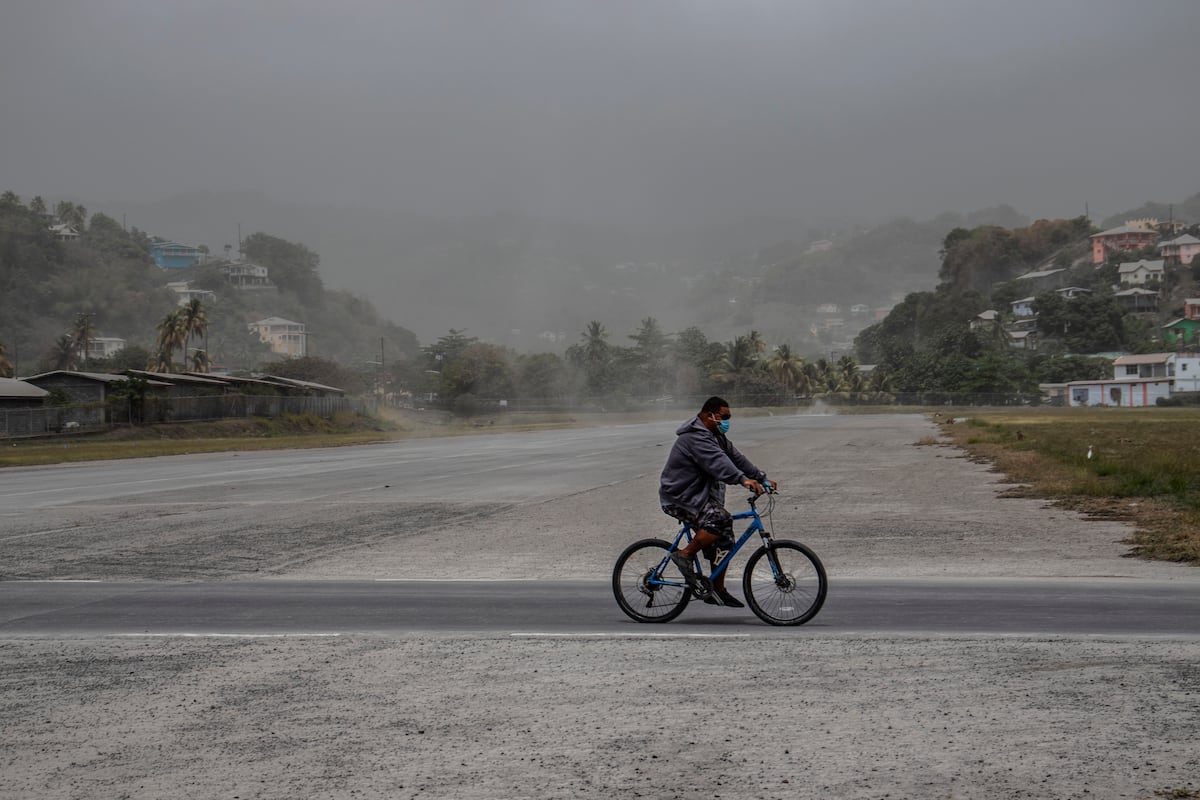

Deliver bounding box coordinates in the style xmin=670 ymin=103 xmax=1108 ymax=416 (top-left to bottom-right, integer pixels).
xmin=807 ymin=357 xmax=838 ymax=394
xmin=767 ymin=344 xmax=805 ymax=396
xmin=154 ymin=309 xmax=187 ymax=372
xmin=70 ymin=312 xmax=95 ymax=369
xmin=181 ymin=298 xmax=209 ymax=371
xmin=837 ymin=355 xmax=865 ymax=395
xmin=711 ymin=336 xmax=758 ymax=398
xmin=747 ymin=330 xmax=767 ymax=358
xmin=0 ymin=341 xmax=13 ymax=378
xmin=569 ymin=321 xmax=612 ymax=396
xmin=190 ymin=349 xmax=210 ymax=372
xmin=50 ymin=335 xmax=78 ymax=371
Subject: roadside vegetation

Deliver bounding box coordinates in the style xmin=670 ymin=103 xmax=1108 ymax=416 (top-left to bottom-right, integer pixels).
xmin=935 ymin=407 xmax=1200 ymax=564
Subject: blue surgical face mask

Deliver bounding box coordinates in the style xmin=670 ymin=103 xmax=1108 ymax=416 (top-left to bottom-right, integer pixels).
xmin=717 ymin=419 xmax=731 ymax=434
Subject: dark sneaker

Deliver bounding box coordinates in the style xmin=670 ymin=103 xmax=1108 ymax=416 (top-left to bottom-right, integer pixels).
xmin=670 ymin=553 xmax=713 ymax=600
xmin=714 ymin=588 xmax=744 ymax=608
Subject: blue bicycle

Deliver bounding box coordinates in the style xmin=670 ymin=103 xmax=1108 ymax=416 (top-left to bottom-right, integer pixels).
xmin=612 ymin=489 xmax=827 ymax=626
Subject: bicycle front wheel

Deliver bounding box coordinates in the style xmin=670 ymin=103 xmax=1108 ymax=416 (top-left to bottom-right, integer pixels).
xmin=612 ymin=538 xmax=691 ymax=623
xmin=743 ymin=540 xmax=827 ymax=626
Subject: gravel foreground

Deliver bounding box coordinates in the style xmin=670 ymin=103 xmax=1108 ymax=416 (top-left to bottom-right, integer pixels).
xmin=3 ymin=413 xmax=1199 ymax=799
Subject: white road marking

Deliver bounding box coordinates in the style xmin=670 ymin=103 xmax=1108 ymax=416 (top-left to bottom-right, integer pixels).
xmin=511 ymin=632 xmax=750 ymax=639
xmin=112 ymin=633 xmax=342 ymax=639
xmin=15 ymin=579 xmax=102 ymax=583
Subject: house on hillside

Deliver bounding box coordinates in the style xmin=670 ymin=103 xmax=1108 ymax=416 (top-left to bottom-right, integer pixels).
xmin=249 ymin=317 xmax=306 ymax=357
xmin=1118 ymin=259 xmax=1165 ymax=287
xmin=1159 ymin=234 xmax=1200 ymax=266
xmin=1011 ymin=297 xmax=1036 ymax=317
xmin=1115 ymin=287 xmax=1159 ymax=312
xmin=1090 ymin=224 xmax=1160 ymax=265
xmin=1056 ymin=286 xmax=1091 ymax=299
xmin=1014 ymin=268 xmax=1066 ymax=292
xmin=1007 ymin=330 xmax=1037 ymax=350
xmin=150 ymin=241 xmax=206 ymax=269
xmin=970 ymin=310 xmax=1000 ymax=332
xmin=220 ymin=261 xmax=274 ymax=289
xmin=1163 ymin=318 xmax=1200 ymax=348
xmin=48 ymin=222 xmax=80 ymax=241
xmin=165 ymin=281 xmax=217 ymax=306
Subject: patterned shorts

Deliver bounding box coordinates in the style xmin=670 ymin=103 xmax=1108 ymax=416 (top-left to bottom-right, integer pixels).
xmin=662 ymin=498 xmax=734 ymax=561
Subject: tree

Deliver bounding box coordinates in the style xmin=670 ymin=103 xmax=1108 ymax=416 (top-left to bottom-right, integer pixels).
xmin=101 ymin=345 xmax=154 ymax=372
xmin=181 ymin=298 xmax=209 ymax=371
xmin=629 ymin=317 xmax=671 ymax=397
xmin=767 ymin=344 xmax=805 ymax=395
xmin=710 ymin=335 xmax=760 ymax=397
xmin=747 ymin=330 xmax=767 ymax=358
xmin=190 ymin=349 xmax=210 ymax=372
xmin=49 ymin=334 xmax=78 ymax=371
xmin=154 ymin=309 xmax=187 ymax=372
xmin=835 ymin=355 xmax=866 ymax=394
xmin=241 ymin=232 xmax=324 ymax=306
xmin=70 ymin=312 xmax=95 ymax=369
xmin=438 ymin=343 xmax=514 ymax=405
xmin=567 ymin=321 xmax=614 ymax=397
xmin=515 ymin=352 xmax=567 ymax=402
xmin=54 ymin=200 xmax=87 ymax=230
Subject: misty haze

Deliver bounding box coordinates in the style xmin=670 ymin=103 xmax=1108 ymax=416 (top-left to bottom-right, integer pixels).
xmin=1 ymin=0 xmax=1199 ymax=397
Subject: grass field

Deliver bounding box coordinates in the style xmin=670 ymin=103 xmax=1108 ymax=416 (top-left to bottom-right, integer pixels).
xmin=936 ymin=406 xmax=1200 ymax=564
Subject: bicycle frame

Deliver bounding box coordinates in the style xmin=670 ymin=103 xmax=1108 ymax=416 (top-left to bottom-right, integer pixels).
xmin=657 ymin=496 xmax=775 ymax=587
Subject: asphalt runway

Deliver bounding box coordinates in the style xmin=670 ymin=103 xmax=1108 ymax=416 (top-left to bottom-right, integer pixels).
xmin=4 ymin=577 xmax=1198 ymax=638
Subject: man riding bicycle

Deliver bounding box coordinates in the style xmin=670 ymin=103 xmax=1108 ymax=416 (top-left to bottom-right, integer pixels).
xmin=659 ymin=396 xmax=775 ymax=607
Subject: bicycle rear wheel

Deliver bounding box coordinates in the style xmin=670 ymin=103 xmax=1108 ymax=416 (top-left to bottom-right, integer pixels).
xmin=612 ymin=538 xmax=691 ymax=623
xmin=742 ymin=540 xmax=827 ymax=626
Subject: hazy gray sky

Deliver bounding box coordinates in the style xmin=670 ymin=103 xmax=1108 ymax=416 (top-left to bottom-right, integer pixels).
xmin=2 ymin=0 xmax=1198 ymax=225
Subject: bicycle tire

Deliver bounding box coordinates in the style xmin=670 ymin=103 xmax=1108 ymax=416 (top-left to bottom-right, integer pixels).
xmin=612 ymin=538 xmax=691 ymax=623
xmin=742 ymin=540 xmax=827 ymax=626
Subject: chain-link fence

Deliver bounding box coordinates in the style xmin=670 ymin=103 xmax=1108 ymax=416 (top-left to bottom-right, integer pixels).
xmin=0 ymin=394 xmax=374 ymax=438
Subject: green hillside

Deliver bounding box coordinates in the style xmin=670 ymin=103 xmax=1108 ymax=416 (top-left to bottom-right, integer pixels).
xmin=0 ymin=191 xmax=418 ymax=379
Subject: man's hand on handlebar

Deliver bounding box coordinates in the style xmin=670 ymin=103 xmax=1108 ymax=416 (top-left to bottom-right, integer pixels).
xmin=742 ymin=478 xmax=777 ymax=495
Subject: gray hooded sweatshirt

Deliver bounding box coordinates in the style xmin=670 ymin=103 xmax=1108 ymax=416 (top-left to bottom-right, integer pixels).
xmin=659 ymin=415 xmax=766 ymax=515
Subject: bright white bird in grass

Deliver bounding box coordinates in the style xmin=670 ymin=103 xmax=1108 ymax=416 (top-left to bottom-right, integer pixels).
xmin=1087 ymin=445 xmax=1094 ymax=460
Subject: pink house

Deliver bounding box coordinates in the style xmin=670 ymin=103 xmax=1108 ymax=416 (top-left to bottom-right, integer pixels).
xmin=1185 ymin=298 xmax=1200 ymax=320
xmin=1159 ymin=234 xmax=1200 ymax=266
xmin=1090 ymin=225 xmax=1159 ymax=264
